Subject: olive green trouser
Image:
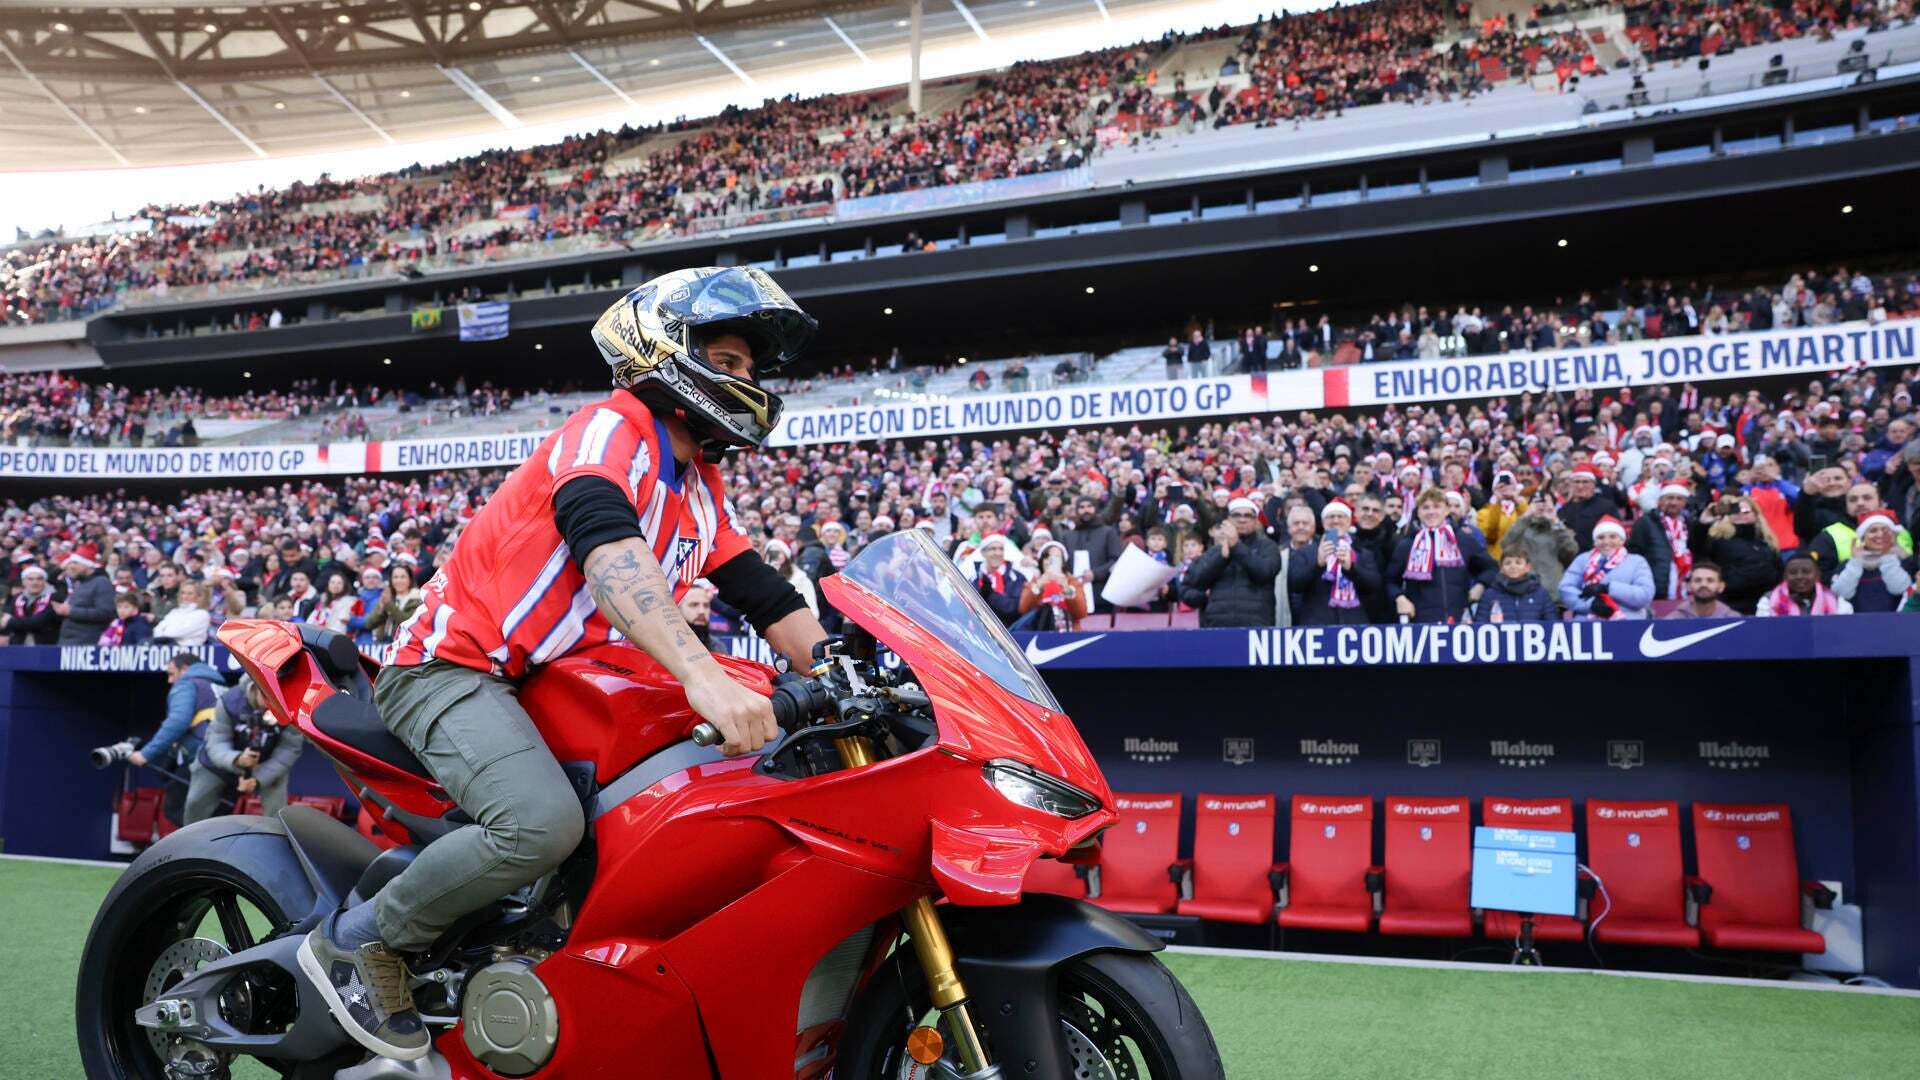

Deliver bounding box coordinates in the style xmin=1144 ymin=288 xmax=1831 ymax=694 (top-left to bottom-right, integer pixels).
xmin=368 ymin=661 xmax=585 ymax=953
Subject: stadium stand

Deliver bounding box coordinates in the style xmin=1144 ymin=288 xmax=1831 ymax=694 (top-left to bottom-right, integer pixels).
xmin=1274 ymin=795 xmax=1378 ymax=934
xmin=5 ymin=0 xmax=1911 ymax=326
xmin=1689 ymin=802 xmax=1833 ymax=953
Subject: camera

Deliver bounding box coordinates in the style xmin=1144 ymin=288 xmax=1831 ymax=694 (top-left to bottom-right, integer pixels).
xmin=89 ymin=739 xmax=139 ymax=769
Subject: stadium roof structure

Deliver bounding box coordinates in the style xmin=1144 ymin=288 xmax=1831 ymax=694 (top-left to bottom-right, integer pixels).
xmin=0 ymin=0 xmax=1162 ymax=169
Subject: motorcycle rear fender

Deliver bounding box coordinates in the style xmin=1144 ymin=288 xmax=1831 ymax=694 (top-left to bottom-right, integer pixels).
xmin=279 ymin=803 xmax=383 ymax=923
xmin=941 ymin=894 xmax=1163 ymax=1080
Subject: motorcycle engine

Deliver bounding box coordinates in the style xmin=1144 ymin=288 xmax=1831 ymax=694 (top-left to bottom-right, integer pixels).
xmin=460 ymin=955 xmax=559 ymax=1077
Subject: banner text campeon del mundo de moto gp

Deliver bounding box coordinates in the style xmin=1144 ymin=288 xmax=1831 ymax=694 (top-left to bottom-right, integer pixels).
xmin=3 ymin=320 xmax=1912 ymax=480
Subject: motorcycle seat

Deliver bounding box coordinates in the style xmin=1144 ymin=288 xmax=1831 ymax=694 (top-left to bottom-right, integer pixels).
xmin=312 ymin=693 xmax=430 ymax=778
xmin=297 ymin=624 xmax=373 ymax=701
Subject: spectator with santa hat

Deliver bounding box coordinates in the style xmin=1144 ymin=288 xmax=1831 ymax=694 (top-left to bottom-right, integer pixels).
xmin=1018 ymin=541 xmax=1091 ymax=631
xmin=1178 ymin=496 xmax=1280 ymax=627
xmin=1289 ymin=499 xmax=1378 ymax=627
xmin=1558 ymin=466 xmax=1618 ymax=553
xmin=1628 ymin=482 xmax=1698 ymax=600
xmin=55 ymin=544 xmax=115 ymax=645
xmin=1831 ymin=510 xmax=1914 ymax=613
xmin=1 ymin=564 xmax=61 ymax=644
xmin=1389 ymin=488 xmax=1494 ymax=623
xmin=1692 ymin=495 xmax=1783 ymax=614
xmin=1755 ymin=554 xmax=1851 ymax=616
xmin=1559 ymin=516 xmax=1654 ymax=619
xmin=971 ymin=534 xmax=1028 ymax=627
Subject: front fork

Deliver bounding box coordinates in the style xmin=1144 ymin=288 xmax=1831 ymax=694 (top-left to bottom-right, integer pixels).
xmin=835 ymin=734 xmax=995 ymax=1076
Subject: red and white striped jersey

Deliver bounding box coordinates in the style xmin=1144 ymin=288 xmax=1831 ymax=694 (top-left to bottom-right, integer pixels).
xmin=391 ymin=391 xmax=749 ymax=679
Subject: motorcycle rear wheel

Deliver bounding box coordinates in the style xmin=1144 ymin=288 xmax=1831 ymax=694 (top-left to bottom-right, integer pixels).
xmin=841 ymin=949 xmax=1224 ymax=1079
xmin=75 ymin=821 xmax=315 ymax=1079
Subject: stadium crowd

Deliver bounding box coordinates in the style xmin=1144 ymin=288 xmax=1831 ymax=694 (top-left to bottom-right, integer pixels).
xmin=7 ymin=344 xmax=1920 ymax=645
xmin=10 ymin=0 xmax=1903 ymax=325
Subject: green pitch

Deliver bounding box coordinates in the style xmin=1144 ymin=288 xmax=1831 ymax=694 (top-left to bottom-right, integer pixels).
xmin=12 ymin=858 xmax=1919 ymax=1079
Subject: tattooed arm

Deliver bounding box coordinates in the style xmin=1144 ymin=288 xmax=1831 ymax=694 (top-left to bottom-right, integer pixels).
xmin=582 ymin=538 xmax=779 ymax=755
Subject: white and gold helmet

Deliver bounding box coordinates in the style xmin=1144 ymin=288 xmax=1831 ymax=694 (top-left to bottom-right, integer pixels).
xmin=590 ymin=267 xmax=816 ymax=458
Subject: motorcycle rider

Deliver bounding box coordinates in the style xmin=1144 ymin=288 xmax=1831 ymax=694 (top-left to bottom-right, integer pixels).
xmin=298 ymin=268 xmax=830 ymax=1061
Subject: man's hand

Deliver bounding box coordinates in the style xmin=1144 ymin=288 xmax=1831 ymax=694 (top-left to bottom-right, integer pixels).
xmin=684 ymin=667 xmax=779 ymax=756
xmin=1395 ymin=595 xmax=1415 ymax=619
xmin=52 ymin=601 xmax=70 ymax=616
xmin=236 ymin=777 xmax=258 ymax=794
xmin=129 ymin=750 xmax=148 ymax=767
xmin=235 ymin=748 xmax=261 ymax=770
xmin=1211 ymin=522 xmax=1236 ymax=550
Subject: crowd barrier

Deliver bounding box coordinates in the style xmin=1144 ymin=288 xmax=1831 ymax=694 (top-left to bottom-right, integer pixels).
xmin=2 ymin=615 xmax=1916 ymax=982
xmin=4 ymin=321 xmax=1913 ymax=480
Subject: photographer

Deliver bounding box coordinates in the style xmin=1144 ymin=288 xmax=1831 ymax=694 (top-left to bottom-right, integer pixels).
xmin=185 ymin=678 xmax=305 ymax=823
xmin=128 ymin=652 xmax=228 ymax=828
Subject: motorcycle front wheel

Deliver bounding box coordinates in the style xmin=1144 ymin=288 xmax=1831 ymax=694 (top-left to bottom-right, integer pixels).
xmin=840 ymin=949 xmax=1224 ymax=1080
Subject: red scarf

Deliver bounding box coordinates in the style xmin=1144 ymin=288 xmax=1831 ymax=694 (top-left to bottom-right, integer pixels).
xmin=1404 ymin=524 xmax=1463 ymax=580
xmin=1765 ymin=580 xmax=1840 ymax=616
xmin=1661 ymin=512 xmax=1692 ymax=582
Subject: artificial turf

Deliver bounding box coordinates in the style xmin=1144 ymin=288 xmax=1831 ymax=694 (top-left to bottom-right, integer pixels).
xmin=11 ymin=857 xmax=1919 ymax=1080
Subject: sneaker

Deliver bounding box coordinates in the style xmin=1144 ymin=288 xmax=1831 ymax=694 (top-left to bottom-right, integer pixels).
xmin=296 ymin=921 xmax=431 ymax=1061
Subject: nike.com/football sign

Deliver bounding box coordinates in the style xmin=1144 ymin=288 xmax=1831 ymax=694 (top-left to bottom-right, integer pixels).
xmin=1243 ymin=622 xmax=1737 ymax=667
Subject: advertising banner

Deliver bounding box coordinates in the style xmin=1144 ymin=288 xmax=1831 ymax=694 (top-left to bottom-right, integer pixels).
xmin=6 ymin=321 xmax=1911 ymax=479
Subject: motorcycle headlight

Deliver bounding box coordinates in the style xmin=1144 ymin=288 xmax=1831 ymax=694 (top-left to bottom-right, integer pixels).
xmin=984 ymin=760 xmax=1100 ymax=820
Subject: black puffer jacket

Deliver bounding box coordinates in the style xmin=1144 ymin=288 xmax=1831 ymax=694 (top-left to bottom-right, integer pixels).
xmin=1179 ymin=532 xmax=1282 ymax=627
xmin=1387 ymin=529 xmax=1497 ymax=623
xmin=1690 ymin=521 xmax=1782 ymax=614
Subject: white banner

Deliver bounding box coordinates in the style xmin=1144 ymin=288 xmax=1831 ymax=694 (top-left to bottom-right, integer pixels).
xmin=767 ymin=374 xmax=1307 ymax=446
xmin=5 ymin=321 xmax=1911 ymax=480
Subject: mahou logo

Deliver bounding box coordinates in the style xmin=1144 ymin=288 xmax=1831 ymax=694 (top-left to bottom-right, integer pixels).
xmin=1490 ymin=739 xmax=1554 ymax=768
xmin=1299 ymin=738 xmax=1359 ymax=766
xmin=1698 ymin=741 xmax=1770 ymax=770
xmin=1123 ymin=737 xmax=1180 ymax=764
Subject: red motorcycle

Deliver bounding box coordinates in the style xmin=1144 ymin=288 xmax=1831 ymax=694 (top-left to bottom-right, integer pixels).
xmin=77 ymin=530 xmax=1222 ymax=1080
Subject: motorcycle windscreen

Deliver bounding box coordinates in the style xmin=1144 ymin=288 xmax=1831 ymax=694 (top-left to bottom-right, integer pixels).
xmin=834 ymin=530 xmax=1057 ymax=710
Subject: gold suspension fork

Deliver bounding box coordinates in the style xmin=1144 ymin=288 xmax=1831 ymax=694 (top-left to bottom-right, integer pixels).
xmin=835 ymin=735 xmax=992 ymax=1074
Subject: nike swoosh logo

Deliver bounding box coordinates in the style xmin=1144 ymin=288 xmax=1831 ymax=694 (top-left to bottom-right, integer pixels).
xmin=1024 ymin=634 xmax=1107 ymax=666
xmin=1638 ymin=621 xmax=1742 ymax=658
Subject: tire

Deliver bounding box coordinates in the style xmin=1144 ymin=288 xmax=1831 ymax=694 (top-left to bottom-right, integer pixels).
xmin=841 ymin=948 xmax=1223 ymax=1079
xmin=75 ymin=816 xmax=319 ymax=1079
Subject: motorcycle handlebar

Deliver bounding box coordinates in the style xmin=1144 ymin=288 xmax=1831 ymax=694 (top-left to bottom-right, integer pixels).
xmin=689 ymin=674 xmax=830 ymax=749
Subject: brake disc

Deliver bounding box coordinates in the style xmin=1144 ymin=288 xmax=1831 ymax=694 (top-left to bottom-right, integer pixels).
xmin=141 ymin=937 xmax=236 ymax=1079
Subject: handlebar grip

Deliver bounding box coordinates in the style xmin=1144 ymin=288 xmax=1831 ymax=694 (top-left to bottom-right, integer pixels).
xmin=690 ymin=723 xmax=722 ymax=748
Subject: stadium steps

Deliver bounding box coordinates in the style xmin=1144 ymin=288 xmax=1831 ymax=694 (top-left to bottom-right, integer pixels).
xmin=1156 ymin=38 xmax=1243 ymax=85
xmin=890 ymin=79 xmax=977 ymax=119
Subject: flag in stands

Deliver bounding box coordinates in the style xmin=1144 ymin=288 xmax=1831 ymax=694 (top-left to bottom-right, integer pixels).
xmin=458 ymin=301 xmax=510 ymax=342
xmin=409 ymin=306 xmax=442 ymax=332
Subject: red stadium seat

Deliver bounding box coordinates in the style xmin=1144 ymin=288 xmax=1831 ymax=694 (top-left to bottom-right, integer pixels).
xmin=234 ymin=795 xmax=265 ymax=816
xmin=1690 ymin=803 xmax=1829 ymax=953
xmin=1585 ymin=800 xmax=1698 ymax=948
xmin=116 ymin=787 xmax=164 ymax=844
xmin=1077 ymin=613 xmax=1115 ymax=630
xmin=1167 ymin=609 xmax=1201 ymax=629
xmin=1090 ymin=793 xmax=1183 ymax=914
xmin=1175 ymin=793 xmax=1279 ymax=923
xmin=1024 ymin=856 xmax=1090 ymax=899
xmin=293 ymin=794 xmax=349 ymax=820
xmin=1377 ymin=797 xmax=1473 ymax=937
xmin=1276 ymin=795 xmax=1376 ymax=933
xmin=1112 ymin=611 xmax=1171 ymax=630
xmin=1479 ymin=797 xmax=1585 ymax=943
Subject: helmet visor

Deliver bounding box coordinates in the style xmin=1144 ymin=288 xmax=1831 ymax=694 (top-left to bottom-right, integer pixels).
xmin=665 ymin=268 xmax=817 ymax=372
